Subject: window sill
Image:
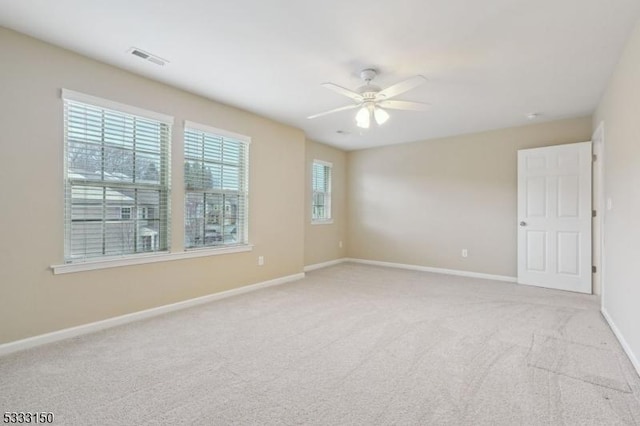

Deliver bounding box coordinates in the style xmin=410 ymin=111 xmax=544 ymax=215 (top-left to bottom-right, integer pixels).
xmin=311 ymin=220 xmax=334 ymax=225
xmin=51 ymin=244 xmax=254 ymax=275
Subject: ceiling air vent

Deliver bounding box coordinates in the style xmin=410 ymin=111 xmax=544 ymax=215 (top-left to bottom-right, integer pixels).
xmin=128 ymin=47 xmax=168 ymax=66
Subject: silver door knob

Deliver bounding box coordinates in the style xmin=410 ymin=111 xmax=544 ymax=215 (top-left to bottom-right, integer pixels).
xmin=520 ymin=221 xmax=527 ymax=226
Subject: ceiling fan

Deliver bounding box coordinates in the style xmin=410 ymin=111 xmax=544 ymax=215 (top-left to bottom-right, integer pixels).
xmin=308 ymin=69 xmax=429 ymax=129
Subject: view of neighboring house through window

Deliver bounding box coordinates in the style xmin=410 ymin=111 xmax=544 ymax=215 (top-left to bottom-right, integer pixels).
xmin=120 ymin=207 xmax=132 ymax=220
xmin=63 ymin=90 xmax=171 ymax=262
xmin=312 ymin=160 xmax=332 ymax=223
xmin=184 ymin=122 xmax=250 ymax=249
xmin=138 ymin=207 xmax=151 ymax=220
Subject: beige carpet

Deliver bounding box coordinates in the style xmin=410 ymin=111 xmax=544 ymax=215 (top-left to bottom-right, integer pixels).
xmin=1 ymin=263 xmax=639 ymax=425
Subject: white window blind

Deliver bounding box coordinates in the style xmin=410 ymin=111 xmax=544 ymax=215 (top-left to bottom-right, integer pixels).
xmin=63 ymin=93 xmax=171 ymax=262
xmin=312 ymin=160 xmax=332 ymax=222
xmin=184 ymin=122 xmax=249 ymax=249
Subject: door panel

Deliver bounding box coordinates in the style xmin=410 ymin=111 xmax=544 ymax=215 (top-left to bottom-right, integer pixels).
xmin=526 ymin=231 xmax=547 ymax=271
xmin=517 ymin=142 xmax=592 ymax=293
xmin=557 ymin=232 xmax=579 ymax=275
xmin=526 ymin=155 xmax=547 ymax=170
xmin=558 ymin=176 xmax=579 ymax=217
xmin=526 ymin=177 xmax=547 ymax=216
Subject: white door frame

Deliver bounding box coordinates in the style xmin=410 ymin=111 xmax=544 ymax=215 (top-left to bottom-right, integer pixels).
xmin=592 ymin=121 xmax=606 ymax=305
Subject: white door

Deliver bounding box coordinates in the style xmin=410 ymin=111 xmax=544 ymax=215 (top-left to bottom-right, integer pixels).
xmin=517 ymin=142 xmax=592 ymax=293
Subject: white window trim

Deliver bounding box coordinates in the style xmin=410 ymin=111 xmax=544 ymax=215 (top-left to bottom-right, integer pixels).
xmin=51 ymin=245 xmax=254 ymax=275
xmin=311 ymin=219 xmax=334 ymax=225
xmin=311 ymin=159 xmax=333 ymax=224
xmin=56 ymin=93 xmax=260 ymax=273
xmin=183 ymin=121 xmax=251 ymax=250
xmin=313 ymin=159 xmax=333 ymax=168
xmin=184 ymin=120 xmax=252 ymax=144
xmin=62 ymin=90 xmax=173 ymax=263
xmin=62 ymin=89 xmax=174 ymax=124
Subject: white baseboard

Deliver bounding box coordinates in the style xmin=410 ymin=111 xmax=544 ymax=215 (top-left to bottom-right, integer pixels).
xmin=345 ymin=258 xmax=517 ymax=283
xmin=303 ymin=258 xmax=348 ymax=272
xmin=0 ymin=272 xmax=305 ymax=357
xmin=601 ymin=307 xmax=640 ymax=378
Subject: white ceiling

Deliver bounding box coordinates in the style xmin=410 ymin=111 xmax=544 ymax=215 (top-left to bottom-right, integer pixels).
xmin=1 ymin=1 xmax=639 ymax=150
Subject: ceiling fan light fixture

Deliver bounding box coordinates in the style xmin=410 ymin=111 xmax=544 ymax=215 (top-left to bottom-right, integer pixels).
xmin=356 ymin=106 xmax=370 ymax=129
xmin=374 ymin=107 xmax=389 ymax=125
xmin=310 ymin=69 xmax=429 ymax=130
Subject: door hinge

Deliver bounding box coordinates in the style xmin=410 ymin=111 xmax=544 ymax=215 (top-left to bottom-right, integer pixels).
xmin=592 ymin=210 xmax=597 ymax=217
xmin=593 ymin=154 xmax=597 ymax=162
xmin=592 ymin=265 xmax=597 ymax=273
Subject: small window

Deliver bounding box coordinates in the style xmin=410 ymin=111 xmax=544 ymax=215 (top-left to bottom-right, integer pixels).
xmin=184 ymin=122 xmax=250 ymax=249
xmin=138 ymin=207 xmax=152 ymax=220
xmin=312 ymin=160 xmax=332 ymax=223
xmin=141 ymin=235 xmax=153 ymax=252
xmin=120 ymin=207 xmax=132 ymax=220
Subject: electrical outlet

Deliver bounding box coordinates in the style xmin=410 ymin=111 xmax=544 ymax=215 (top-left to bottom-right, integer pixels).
xmin=339 ymin=241 xmax=343 ymax=248
xmin=461 ymin=249 xmax=468 ymax=258
xmin=258 ymin=256 xmax=264 ymax=266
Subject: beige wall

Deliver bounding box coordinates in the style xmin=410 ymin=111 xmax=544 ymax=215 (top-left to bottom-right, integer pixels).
xmin=0 ymin=22 xmax=628 ymax=351
xmin=594 ymin=18 xmax=640 ymax=369
xmin=304 ymin=140 xmax=348 ymax=266
xmin=0 ymin=27 xmax=305 ymax=344
xmin=347 ymin=117 xmax=592 ymax=278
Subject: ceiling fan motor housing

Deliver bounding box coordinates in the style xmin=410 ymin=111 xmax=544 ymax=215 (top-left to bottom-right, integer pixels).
xmin=360 ymin=68 xmax=377 ymax=82
xmin=359 ymin=69 xmax=381 ymax=98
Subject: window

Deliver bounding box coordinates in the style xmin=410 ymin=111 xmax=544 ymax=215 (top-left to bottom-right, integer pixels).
xmin=63 ymin=90 xmax=172 ymax=262
xmin=120 ymin=207 xmax=132 ymax=220
xmin=184 ymin=122 xmax=250 ymax=249
xmin=141 ymin=235 xmax=153 ymax=252
xmin=138 ymin=207 xmax=152 ymax=220
xmin=312 ymin=160 xmax=332 ymax=223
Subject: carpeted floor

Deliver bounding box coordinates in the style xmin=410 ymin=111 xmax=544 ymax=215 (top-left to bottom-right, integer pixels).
xmin=1 ymin=263 xmax=639 ymax=425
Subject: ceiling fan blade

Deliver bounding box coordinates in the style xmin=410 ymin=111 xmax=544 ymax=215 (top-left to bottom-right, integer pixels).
xmin=378 ymin=75 xmax=427 ymax=100
xmin=379 ymin=100 xmax=431 ymax=111
xmin=307 ymin=104 xmax=359 ymax=119
xmin=321 ymin=83 xmax=363 ymax=101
